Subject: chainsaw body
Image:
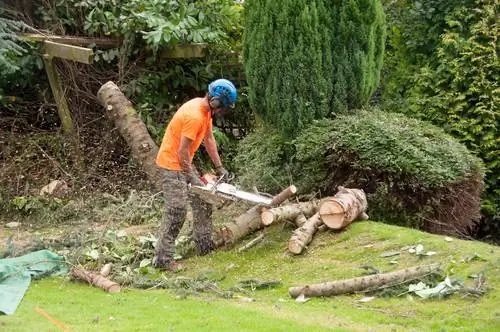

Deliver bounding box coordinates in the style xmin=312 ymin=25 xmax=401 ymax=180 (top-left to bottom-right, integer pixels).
xmin=191 ymin=174 xmax=273 ymax=206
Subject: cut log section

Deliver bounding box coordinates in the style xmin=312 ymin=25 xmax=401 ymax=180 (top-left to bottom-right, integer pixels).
xmin=97 ymin=81 xmax=162 ymax=191
xmin=289 ymin=263 xmax=441 ymax=298
xmin=261 ymin=201 xmax=319 ymax=226
xmin=288 ymin=213 xmax=323 ymax=254
xmin=71 ymin=266 xmax=121 ymax=293
xmin=319 ymin=187 xmax=368 ymax=229
xmin=270 ymin=185 xmax=297 ymax=206
xmin=214 ymin=185 xmax=297 ymax=246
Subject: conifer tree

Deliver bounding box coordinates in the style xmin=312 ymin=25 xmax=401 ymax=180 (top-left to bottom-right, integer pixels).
xmin=243 ymin=0 xmax=385 ymax=135
xmin=244 ymin=0 xmax=332 ymax=136
xmin=328 ymin=0 xmax=386 ymax=111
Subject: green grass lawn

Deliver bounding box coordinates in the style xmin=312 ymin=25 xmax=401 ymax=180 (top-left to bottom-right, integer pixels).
xmin=1 ymin=221 xmax=499 ymax=331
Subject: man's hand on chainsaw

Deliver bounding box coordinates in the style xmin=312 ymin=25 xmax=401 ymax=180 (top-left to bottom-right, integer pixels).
xmin=186 ymin=171 xmax=205 ymax=187
xmin=215 ymin=165 xmax=234 ymax=182
xmin=215 ymin=165 xmax=228 ymax=177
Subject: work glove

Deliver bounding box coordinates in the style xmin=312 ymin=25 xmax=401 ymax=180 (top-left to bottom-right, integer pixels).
xmin=215 ymin=165 xmax=229 ymax=179
xmin=186 ymin=171 xmax=205 ymax=187
xmin=216 ymin=165 xmax=234 ymax=182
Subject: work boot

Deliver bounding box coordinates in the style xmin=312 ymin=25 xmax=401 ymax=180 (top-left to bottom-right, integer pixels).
xmin=154 ymin=258 xmax=185 ymax=272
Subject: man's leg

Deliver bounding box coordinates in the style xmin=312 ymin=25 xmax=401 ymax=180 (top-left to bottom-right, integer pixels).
xmin=189 ymin=192 xmax=214 ymax=255
xmin=155 ymin=170 xmax=188 ymax=269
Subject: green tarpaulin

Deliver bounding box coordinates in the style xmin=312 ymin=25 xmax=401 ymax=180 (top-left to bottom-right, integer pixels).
xmin=0 ymin=250 xmax=67 ymax=315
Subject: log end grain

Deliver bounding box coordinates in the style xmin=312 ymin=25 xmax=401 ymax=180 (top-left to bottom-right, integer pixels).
xmin=261 ymin=210 xmax=275 ymax=225
xmin=287 ymin=240 xmax=303 ymax=255
xmin=319 ymin=199 xmax=345 ymax=229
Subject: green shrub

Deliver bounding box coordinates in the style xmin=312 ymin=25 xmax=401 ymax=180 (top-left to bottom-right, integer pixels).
xmin=406 ymin=0 xmax=499 ymax=219
xmin=294 ymin=110 xmax=484 ymax=235
xmin=233 ymin=126 xmax=292 ymax=194
xmin=235 ymin=109 xmax=485 ymax=236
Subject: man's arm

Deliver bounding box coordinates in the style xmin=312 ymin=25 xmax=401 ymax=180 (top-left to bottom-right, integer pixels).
xmin=203 ymin=129 xmax=222 ymax=168
xmin=179 ymin=135 xmax=204 ymax=186
xmin=179 ymin=135 xmax=195 ymax=173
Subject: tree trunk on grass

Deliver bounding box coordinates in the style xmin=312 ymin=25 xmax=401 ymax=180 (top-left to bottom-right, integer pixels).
xmin=97 ymin=81 xmax=162 ymax=191
xmin=289 ymin=263 xmax=441 ymax=298
xmin=261 ymin=201 xmax=319 ymax=226
xmin=319 ymin=187 xmax=368 ymax=229
xmin=288 ymin=213 xmax=323 ymax=254
xmin=214 ymin=185 xmax=297 ymax=247
xmin=71 ymin=266 xmax=121 ymax=293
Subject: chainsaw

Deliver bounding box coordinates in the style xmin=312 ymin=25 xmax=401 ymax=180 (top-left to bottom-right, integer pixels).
xmin=190 ymin=173 xmax=273 ymax=207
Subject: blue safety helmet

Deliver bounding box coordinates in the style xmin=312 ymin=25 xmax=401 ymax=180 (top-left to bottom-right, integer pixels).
xmin=208 ymin=79 xmax=237 ymax=109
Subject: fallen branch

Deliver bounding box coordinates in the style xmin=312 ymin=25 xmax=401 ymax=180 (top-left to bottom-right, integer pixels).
xmin=288 ymin=213 xmax=323 ymax=255
xmin=71 ymin=266 xmax=121 ymax=293
xmin=237 ymin=233 xmax=265 ymax=253
xmin=289 ymin=263 xmax=441 ymax=298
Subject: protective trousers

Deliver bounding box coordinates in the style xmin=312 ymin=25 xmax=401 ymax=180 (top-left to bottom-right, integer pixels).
xmin=155 ymin=169 xmax=214 ymax=268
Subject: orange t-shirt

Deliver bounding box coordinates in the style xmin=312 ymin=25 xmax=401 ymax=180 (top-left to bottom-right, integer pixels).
xmin=156 ymin=98 xmax=212 ymax=171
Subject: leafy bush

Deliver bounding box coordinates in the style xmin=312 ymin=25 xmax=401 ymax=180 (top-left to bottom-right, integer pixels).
xmin=235 ymin=109 xmax=484 ymax=236
xmin=406 ymin=1 xmax=499 ymax=219
xmin=380 ymin=0 xmax=474 ymax=108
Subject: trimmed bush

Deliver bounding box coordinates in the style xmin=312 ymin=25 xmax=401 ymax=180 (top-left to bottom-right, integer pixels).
xmin=233 ymin=126 xmax=292 ymax=194
xmin=235 ymin=109 xmax=485 ymax=236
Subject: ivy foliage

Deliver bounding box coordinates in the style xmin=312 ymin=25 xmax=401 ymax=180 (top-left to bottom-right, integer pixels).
xmin=243 ymin=0 xmax=385 ymax=137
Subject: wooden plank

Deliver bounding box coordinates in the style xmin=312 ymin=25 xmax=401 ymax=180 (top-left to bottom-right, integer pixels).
xmin=22 ymin=33 xmax=121 ymax=48
xmin=43 ymin=55 xmax=74 ymax=134
xmin=161 ymin=44 xmax=207 ymax=59
xmin=44 ymin=41 xmax=93 ymax=64
xmin=24 ymin=33 xmax=208 ymax=59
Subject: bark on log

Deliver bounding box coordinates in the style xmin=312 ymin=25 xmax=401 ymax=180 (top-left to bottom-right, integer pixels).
xmin=294 ymin=213 xmax=308 ymax=228
xmin=71 ymin=266 xmax=121 ymax=293
xmin=289 ymin=263 xmax=440 ymax=298
xmin=319 ymin=187 xmax=368 ymax=230
xmin=270 ymin=185 xmax=297 ymax=206
xmin=261 ymin=201 xmax=319 ymax=226
xmin=288 ymin=213 xmax=323 ymax=255
xmin=97 ymin=81 xmax=162 ymax=191
xmin=214 ymin=185 xmax=297 ymax=247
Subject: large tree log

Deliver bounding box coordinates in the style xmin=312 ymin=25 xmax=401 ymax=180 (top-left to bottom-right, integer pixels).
xmin=214 ymin=185 xmax=297 ymax=246
xmin=71 ymin=266 xmax=121 ymax=293
xmin=319 ymin=186 xmax=368 ymax=229
xmin=97 ymin=81 xmax=162 ymax=190
xmin=289 ymin=263 xmax=440 ymax=298
xmin=261 ymin=201 xmax=319 ymax=226
xmin=288 ymin=212 xmax=323 ymax=254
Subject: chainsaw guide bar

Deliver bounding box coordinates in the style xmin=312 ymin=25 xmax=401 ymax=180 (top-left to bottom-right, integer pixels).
xmin=191 ymin=182 xmax=273 ymax=206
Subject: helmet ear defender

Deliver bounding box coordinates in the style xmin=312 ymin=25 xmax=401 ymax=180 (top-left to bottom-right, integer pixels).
xmin=209 ymin=96 xmax=222 ymax=109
